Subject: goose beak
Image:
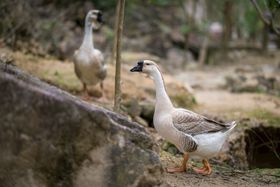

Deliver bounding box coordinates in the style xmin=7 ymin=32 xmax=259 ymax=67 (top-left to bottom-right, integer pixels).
xmin=130 ymin=61 xmax=143 ymax=72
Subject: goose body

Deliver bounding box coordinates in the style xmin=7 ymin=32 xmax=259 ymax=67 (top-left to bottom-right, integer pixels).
xmin=74 ymin=47 xmax=106 ymax=86
xmin=73 ymin=10 xmax=106 ymax=97
xmin=155 ymin=108 xmax=236 ymax=160
xmin=131 ymin=60 xmax=236 ymax=174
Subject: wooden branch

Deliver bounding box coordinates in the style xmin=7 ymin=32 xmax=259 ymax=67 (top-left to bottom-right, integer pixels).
xmin=250 ymin=0 xmax=280 ymax=37
xmin=250 ymin=0 xmax=270 ymax=25
xmin=113 ymin=0 xmax=126 ymax=112
xmin=271 ymin=19 xmax=280 ymax=36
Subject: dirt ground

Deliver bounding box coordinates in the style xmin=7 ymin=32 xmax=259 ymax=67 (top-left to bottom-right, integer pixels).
xmin=160 ymin=151 xmax=280 ymax=187
xmin=1 ymin=48 xmax=280 ymax=186
xmin=175 ymin=53 xmax=280 ymax=117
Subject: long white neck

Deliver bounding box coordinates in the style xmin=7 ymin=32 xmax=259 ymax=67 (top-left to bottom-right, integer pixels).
xmin=81 ymin=19 xmax=94 ymax=50
xmin=151 ymin=68 xmax=174 ymax=114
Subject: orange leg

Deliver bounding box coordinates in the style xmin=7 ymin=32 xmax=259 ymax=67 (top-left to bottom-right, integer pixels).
xmin=167 ymin=153 xmax=189 ymax=173
xmin=82 ymin=83 xmax=91 ymax=100
xmin=193 ymin=159 xmax=212 ymax=175
xmin=100 ymin=81 xmax=106 ymax=99
xmin=100 ymin=81 xmax=104 ymax=91
xmin=96 ymin=81 xmax=109 ymax=102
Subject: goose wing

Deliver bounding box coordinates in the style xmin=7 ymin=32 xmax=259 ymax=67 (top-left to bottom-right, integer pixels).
xmin=172 ymin=109 xmax=229 ymax=136
xmin=177 ymin=133 xmax=198 ymax=152
xmin=93 ymin=49 xmax=105 ymax=65
xmin=92 ymin=49 xmax=106 ymax=80
xmin=73 ymin=50 xmax=82 ymax=80
xmin=96 ymin=66 xmax=107 ymax=80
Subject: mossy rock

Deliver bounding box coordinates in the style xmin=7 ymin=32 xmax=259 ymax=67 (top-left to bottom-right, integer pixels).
xmin=161 ymin=141 xmax=180 ymax=155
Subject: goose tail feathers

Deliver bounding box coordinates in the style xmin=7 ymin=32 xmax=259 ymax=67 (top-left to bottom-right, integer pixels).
xmin=224 ymin=121 xmax=237 ymax=134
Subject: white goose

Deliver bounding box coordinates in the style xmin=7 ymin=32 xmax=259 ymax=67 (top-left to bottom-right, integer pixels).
xmin=73 ymin=10 xmax=107 ymax=98
xmin=130 ymin=60 xmax=236 ymax=175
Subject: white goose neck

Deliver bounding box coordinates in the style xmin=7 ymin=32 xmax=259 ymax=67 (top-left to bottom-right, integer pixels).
xmin=81 ymin=20 xmax=94 ymax=50
xmin=151 ymin=68 xmax=174 ymax=113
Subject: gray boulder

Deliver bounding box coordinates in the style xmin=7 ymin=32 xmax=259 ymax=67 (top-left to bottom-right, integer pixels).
xmin=0 ymin=63 xmax=163 ymax=187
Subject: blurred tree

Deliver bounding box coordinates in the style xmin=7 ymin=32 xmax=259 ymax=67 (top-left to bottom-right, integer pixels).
xmin=240 ymin=3 xmax=262 ymax=41
xmin=179 ymin=0 xmax=199 ymax=52
xmin=250 ymin=0 xmax=280 ymax=37
xmin=0 ymin=0 xmax=35 ymax=47
xmin=222 ymin=0 xmax=233 ymax=52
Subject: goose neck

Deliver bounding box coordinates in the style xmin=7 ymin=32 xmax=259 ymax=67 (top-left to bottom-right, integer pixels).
xmin=81 ymin=20 xmax=94 ymax=49
xmin=152 ymin=69 xmax=174 ymax=113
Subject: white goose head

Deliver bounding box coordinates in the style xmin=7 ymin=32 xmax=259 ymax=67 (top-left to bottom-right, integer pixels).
xmin=85 ymin=10 xmax=103 ymax=29
xmin=130 ymin=60 xmax=160 ymax=76
xmin=131 ymin=60 xmax=174 ymax=112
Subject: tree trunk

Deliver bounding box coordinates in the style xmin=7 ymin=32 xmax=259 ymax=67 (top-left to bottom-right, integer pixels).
xmin=222 ymin=0 xmax=233 ymax=52
xmin=113 ymin=0 xmax=126 ymax=112
xmin=262 ymin=23 xmax=269 ymax=52
xmin=198 ymin=37 xmax=208 ymax=65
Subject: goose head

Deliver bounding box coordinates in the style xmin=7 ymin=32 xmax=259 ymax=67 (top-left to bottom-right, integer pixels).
xmin=86 ymin=10 xmax=103 ymax=29
xmin=130 ymin=60 xmax=159 ymax=76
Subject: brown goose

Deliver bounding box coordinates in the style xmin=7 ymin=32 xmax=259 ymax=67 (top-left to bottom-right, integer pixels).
xmin=130 ymin=60 xmax=236 ymax=175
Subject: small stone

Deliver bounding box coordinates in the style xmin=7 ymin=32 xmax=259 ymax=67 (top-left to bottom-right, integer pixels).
xmin=167 ymin=146 xmax=179 ymax=155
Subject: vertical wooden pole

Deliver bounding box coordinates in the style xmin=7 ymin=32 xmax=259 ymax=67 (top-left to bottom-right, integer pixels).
xmin=111 ymin=0 xmax=120 ymax=64
xmin=113 ymin=0 xmax=125 ymax=112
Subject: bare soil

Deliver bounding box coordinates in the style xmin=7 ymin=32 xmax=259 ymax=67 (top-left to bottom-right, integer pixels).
xmin=175 ymin=52 xmax=280 ymax=117
xmin=160 ymin=151 xmax=280 ymax=187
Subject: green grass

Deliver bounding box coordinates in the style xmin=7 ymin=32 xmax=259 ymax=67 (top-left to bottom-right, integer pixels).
xmin=250 ymin=168 xmax=280 ymax=177
xmin=248 ymin=109 xmax=280 ymax=127
xmin=171 ymin=94 xmax=197 ymax=109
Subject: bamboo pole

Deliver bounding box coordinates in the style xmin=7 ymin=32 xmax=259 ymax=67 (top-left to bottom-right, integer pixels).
xmin=113 ymin=0 xmax=125 ymax=112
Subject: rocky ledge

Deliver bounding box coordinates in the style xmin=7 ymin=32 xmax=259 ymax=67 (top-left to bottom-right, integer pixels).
xmin=0 ymin=62 xmax=164 ymax=187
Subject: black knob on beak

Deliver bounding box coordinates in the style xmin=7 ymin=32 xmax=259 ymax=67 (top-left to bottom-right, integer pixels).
xmin=130 ymin=61 xmax=144 ymax=72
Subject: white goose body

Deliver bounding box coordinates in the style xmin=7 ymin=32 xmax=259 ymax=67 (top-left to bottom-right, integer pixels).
xmin=183 ymin=120 xmax=235 ymax=159
xmin=74 ymin=46 xmax=105 ymax=86
xmin=155 ymin=110 xmax=235 ymax=160
xmin=131 ymin=60 xmax=236 ymax=174
xmin=73 ymin=10 xmax=106 ymax=91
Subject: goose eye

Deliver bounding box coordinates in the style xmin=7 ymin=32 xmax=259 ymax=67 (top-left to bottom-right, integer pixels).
xmin=146 ymin=63 xmax=150 ymax=66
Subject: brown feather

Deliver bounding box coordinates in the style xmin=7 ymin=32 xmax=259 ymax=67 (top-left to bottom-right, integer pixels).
xmin=172 ymin=109 xmax=230 ymax=136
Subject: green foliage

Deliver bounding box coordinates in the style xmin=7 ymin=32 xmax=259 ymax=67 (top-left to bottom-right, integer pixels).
xmin=233 ymin=0 xmax=263 ymax=38
xmin=171 ymin=93 xmax=196 ymax=109
xmin=244 ymin=6 xmax=262 ymax=35
xmin=157 ymin=22 xmax=172 ymax=34
xmin=103 ymin=26 xmax=114 ymax=40
xmin=92 ymin=0 xmax=117 ymax=9
xmin=267 ymin=0 xmax=280 ymax=13
xmin=180 ymin=24 xmax=191 ymax=35
xmin=248 ymin=109 xmax=280 ymax=127
xmin=266 ymin=0 xmax=280 ymax=28
xmin=251 ymin=168 xmax=280 ymax=178
xmin=148 ymin=0 xmax=179 ymax=6
xmin=148 ymin=0 xmax=170 ymax=6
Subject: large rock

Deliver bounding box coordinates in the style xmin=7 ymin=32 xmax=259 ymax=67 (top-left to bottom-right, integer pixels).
xmin=0 ymin=63 xmax=163 ymax=187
